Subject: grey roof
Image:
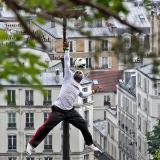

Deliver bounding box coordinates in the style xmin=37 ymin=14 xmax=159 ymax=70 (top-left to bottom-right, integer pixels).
xmin=0 ymin=71 xmax=92 ymax=86
xmin=137 ymin=63 xmax=160 ymax=80
xmin=34 ymin=22 xmax=116 ymax=38
xmin=111 ymin=2 xmax=150 ymax=34
xmin=93 ymin=120 xmax=107 ymax=137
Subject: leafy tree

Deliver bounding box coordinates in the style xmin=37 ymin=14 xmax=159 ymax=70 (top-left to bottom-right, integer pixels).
xmin=146 ymin=120 xmax=160 ymax=159
xmin=154 ymin=149 xmax=160 ymax=160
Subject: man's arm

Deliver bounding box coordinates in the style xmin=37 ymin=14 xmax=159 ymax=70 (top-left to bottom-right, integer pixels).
xmin=79 ymin=90 xmax=95 ymax=98
xmin=64 ymin=43 xmax=72 ymax=80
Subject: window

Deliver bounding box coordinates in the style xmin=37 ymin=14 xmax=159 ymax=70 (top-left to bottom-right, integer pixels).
xmin=69 ymin=41 xmax=73 ymax=52
xmin=84 ymin=154 xmax=89 ymax=160
xmin=7 ymin=90 xmax=16 ymax=105
xmin=102 ymin=57 xmax=108 ymax=68
xmin=138 ymin=73 xmax=141 ymax=88
xmin=104 ymin=111 xmax=106 ymax=120
xmin=25 ymin=90 xmax=34 ymax=105
xmin=26 ymin=158 xmax=34 ymax=160
xmin=138 ymin=136 xmax=141 ymax=152
xmin=137 ymin=94 xmax=141 ymax=108
xmin=158 ymin=83 xmax=160 ymax=96
xmin=44 ymin=90 xmax=52 ymax=105
xmin=44 ymin=158 xmax=52 ymax=160
xmin=70 ymin=57 xmax=74 ymax=67
xmin=84 ymin=110 xmax=89 ymax=126
xmin=139 ymin=34 xmax=145 ymax=50
xmin=8 ymin=158 xmax=16 ymax=160
xmin=88 ymin=40 xmax=92 ymax=52
xmin=118 ymin=93 xmax=121 ymax=108
xmin=123 ymin=35 xmax=131 ymax=49
xmin=8 ymin=135 xmax=16 ymax=150
xmin=8 ymin=113 xmax=16 ymax=128
xmin=144 ymin=78 xmax=147 ymax=93
xmin=86 ymin=58 xmax=91 ymax=68
xmin=138 ymin=115 xmax=141 ymax=131
xmin=143 ymin=98 xmax=149 ymax=113
xmin=83 ymin=88 xmax=88 ymax=104
xmin=102 ymin=40 xmax=108 ymax=51
xmin=104 ymin=95 xmax=111 ymax=106
xmin=44 ymin=112 xmax=49 ymax=122
xmin=44 ymin=135 xmax=52 ymax=150
xmin=126 ymin=98 xmax=129 ymax=112
xmin=25 ymin=113 xmax=34 ymax=128
xmin=111 ymin=125 xmax=115 ymax=140
xmin=26 ymin=135 xmax=33 ymax=148
xmin=108 ymin=122 xmax=110 ymax=136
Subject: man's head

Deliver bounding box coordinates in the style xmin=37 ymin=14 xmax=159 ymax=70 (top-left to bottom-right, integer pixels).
xmin=73 ymin=70 xmax=84 ymax=83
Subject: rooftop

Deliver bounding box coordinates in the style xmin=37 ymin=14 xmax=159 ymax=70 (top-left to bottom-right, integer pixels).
xmin=0 ymin=71 xmax=92 ymax=86
xmin=137 ymin=63 xmax=160 ymax=80
xmin=34 ymin=21 xmax=116 ymax=38
xmin=93 ymin=120 xmax=107 ymax=137
xmin=110 ymin=2 xmax=150 ymax=34
xmin=88 ymin=70 xmax=123 ymax=92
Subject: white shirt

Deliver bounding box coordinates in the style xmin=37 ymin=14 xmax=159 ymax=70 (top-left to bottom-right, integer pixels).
xmin=54 ymin=50 xmax=92 ymax=110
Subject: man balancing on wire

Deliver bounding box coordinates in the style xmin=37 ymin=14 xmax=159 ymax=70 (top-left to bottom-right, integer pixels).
xmin=26 ymin=42 xmax=101 ymax=155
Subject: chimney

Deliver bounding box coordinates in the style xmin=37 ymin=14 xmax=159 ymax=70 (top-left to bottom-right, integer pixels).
xmin=55 ymin=69 xmax=60 ymax=83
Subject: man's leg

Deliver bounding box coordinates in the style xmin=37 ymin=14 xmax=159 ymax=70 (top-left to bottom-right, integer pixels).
xmin=66 ymin=109 xmax=101 ymax=152
xmin=66 ymin=109 xmax=93 ymax=145
xmin=27 ymin=109 xmax=64 ymax=154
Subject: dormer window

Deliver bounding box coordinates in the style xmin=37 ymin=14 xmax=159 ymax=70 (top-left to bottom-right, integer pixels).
xmin=122 ymin=33 xmax=131 ymax=49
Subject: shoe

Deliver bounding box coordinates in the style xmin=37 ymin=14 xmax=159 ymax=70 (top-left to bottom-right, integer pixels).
xmin=26 ymin=143 xmax=34 ymax=155
xmin=88 ymin=144 xmax=102 ymax=152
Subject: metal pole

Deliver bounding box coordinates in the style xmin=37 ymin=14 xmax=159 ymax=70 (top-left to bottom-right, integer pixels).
xmin=62 ymin=17 xmax=70 ymax=160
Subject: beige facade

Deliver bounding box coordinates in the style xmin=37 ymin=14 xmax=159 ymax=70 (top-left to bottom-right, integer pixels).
xmin=53 ymin=37 xmax=119 ymax=70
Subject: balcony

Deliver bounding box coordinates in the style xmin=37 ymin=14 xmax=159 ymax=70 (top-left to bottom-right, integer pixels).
xmin=8 ymin=123 xmax=16 ymax=129
xmin=43 ymin=100 xmax=52 ymax=106
xmin=25 ymin=123 xmax=34 ymax=129
xmin=25 ymin=100 xmax=34 ymax=106
xmin=7 ymin=101 xmax=16 ymax=106
xmin=44 ymin=145 xmax=53 ymax=152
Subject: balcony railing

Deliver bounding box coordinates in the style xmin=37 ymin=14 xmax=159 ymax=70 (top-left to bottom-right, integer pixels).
xmin=43 ymin=100 xmax=52 ymax=105
xmin=25 ymin=100 xmax=34 ymax=105
xmin=7 ymin=101 xmax=16 ymax=106
xmin=8 ymin=123 xmax=16 ymax=128
xmin=25 ymin=123 xmax=34 ymax=129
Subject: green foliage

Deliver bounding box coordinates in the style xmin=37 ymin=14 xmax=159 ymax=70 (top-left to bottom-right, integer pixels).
xmin=154 ymin=149 xmax=160 ymax=160
xmin=146 ymin=120 xmax=160 ymax=157
xmin=0 ymin=31 xmax=48 ymax=94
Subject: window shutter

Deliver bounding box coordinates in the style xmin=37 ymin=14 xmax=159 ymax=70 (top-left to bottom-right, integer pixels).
xmin=108 ymin=56 xmax=112 ymax=68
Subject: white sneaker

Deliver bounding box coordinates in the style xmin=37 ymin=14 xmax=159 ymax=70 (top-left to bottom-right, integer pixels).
xmin=88 ymin=144 xmax=102 ymax=152
xmin=26 ymin=143 xmax=34 ymax=155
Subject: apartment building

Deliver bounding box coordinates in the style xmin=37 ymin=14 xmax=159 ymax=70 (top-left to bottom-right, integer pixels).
xmin=0 ymin=68 xmax=95 ymax=160
xmin=88 ymin=70 xmax=123 ymax=160
xmin=117 ymin=69 xmax=137 ymax=160
xmin=32 ymin=19 xmax=119 ymax=71
xmin=136 ymin=64 xmax=160 ymax=160
xmin=116 ymin=64 xmax=160 ymax=160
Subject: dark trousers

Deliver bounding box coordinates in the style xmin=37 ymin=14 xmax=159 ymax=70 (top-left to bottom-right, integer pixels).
xmin=29 ymin=105 xmax=93 ymax=148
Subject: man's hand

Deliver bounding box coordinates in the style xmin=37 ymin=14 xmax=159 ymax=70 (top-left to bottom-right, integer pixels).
xmin=63 ymin=42 xmax=69 ymax=50
xmin=92 ymin=86 xmax=102 ymax=94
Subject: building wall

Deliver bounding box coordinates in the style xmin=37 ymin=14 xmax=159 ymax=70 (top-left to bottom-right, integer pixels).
xmin=53 ymin=37 xmax=119 ymax=70
xmin=136 ymin=70 xmax=160 ymax=160
xmin=0 ymin=82 xmax=94 ymax=160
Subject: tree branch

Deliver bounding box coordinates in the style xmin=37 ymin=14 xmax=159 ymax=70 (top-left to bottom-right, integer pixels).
xmin=69 ymin=0 xmax=142 ymax=33
xmin=4 ymin=0 xmax=47 ymax=50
